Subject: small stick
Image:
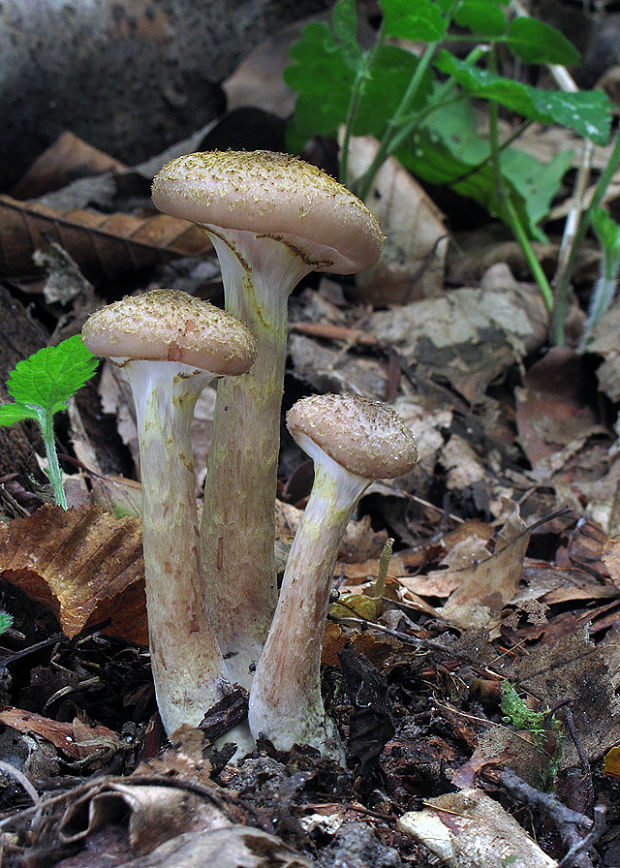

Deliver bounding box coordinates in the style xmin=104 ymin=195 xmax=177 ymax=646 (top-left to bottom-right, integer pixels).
xmin=499 ymin=767 xmax=595 ymax=868
xmin=0 ymin=759 xmax=40 ymax=806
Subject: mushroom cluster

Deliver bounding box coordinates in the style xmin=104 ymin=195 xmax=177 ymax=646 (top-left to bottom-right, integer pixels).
xmin=152 ymin=150 xmax=384 ymax=689
xmin=82 ymin=150 xmax=418 ymax=760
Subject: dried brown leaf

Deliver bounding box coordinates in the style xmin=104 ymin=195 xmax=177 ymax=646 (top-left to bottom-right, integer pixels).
xmin=0 ymin=504 xmax=147 ymax=644
xmin=0 ymin=707 xmax=119 ymax=760
xmin=345 ymin=135 xmax=448 ymax=305
xmin=439 ymin=512 xmax=530 ymax=633
xmin=12 ymin=131 xmax=127 ymax=200
xmin=0 ymin=194 xmax=211 ymax=279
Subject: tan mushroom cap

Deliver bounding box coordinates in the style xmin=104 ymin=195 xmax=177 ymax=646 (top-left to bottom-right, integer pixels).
xmin=151 ymin=150 xmax=384 ymax=274
xmin=82 ymin=289 xmax=256 ymax=376
xmin=287 ymin=393 xmax=418 ymax=480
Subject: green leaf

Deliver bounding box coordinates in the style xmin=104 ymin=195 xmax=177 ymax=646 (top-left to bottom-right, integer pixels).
xmin=454 ymin=1 xmax=507 ymax=37
xmin=591 ymin=207 xmax=620 ymax=259
xmin=0 ymin=611 xmax=13 ymax=635
xmin=0 ymin=402 xmax=40 ymax=426
xmin=6 ymin=335 xmax=98 ymax=416
xmin=506 ymin=17 xmax=580 ymax=65
xmin=286 ymin=33 xmax=431 ymax=152
xmin=381 ymin=0 xmax=447 ymax=42
xmin=331 ymin=0 xmax=364 ymax=70
xmin=434 ymin=52 xmax=612 ymax=144
xmin=398 ymin=97 xmax=572 ymax=240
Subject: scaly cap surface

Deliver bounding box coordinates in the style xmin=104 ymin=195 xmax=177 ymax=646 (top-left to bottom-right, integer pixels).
xmin=82 ymin=288 xmax=256 ymax=375
xmin=287 ymin=393 xmax=418 ymax=480
xmin=151 ymin=150 xmax=383 ymax=274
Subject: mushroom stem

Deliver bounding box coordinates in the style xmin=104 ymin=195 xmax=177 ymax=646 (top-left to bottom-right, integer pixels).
xmin=249 ymin=454 xmax=366 ymax=763
xmin=199 ymin=228 xmax=312 ymax=687
xmin=127 ymin=359 xmax=231 ymax=735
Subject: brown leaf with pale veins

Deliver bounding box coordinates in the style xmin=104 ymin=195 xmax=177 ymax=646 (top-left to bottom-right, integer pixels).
xmin=0 ymin=708 xmax=119 ymax=760
xmin=0 ymin=504 xmax=147 ymax=644
xmin=0 ymin=194 xmax=212 ymax=279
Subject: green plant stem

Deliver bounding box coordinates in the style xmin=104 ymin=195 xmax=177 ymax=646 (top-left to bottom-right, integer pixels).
xmin=552 ymin=127 xmax=620 ymax=345
xmin=37 ymin=408 xmax=67 ymax=509
xmin=486 ymin=49 xmax=553 ymax=312
xmin=340 ymin=29 xmax=385 ymax=185
xmin=355 ymin=40 xmax=439 ymax=200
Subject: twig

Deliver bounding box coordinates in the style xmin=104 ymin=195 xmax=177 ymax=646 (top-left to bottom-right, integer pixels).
xmin=499 ymin=767 xmax=595 ymax=868
xmin=562 ymin=706 xmax=595 ymax=815
xmin=557 ymin=805 xmax=607 ymax=868
xmin=0 ymin=760 xmax=40 ymax=806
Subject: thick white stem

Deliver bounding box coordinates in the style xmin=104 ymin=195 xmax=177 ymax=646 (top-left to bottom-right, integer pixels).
xmin=249 ymin=457 xmax=369 ymax=762
xmin=199 ymin=229 xmax=312 ymax=688
xmin=126 ymin=360 xmax=231 ymax=735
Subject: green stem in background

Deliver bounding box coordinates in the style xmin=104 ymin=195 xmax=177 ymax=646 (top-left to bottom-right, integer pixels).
xmin=340 ymin=28 xmax=385 ymax=186
xmin=355 ymin=39 xmax=439 ymax=201
xmin=36 ymin=407 xmax=67 ymax=510
xmin=486 ymin=48 xmax=554 ymax=312
xmin=552 ymin=127 xmax=620 ymax=346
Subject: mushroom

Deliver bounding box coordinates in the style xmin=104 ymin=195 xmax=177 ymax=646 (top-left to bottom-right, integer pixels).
xmin=248 ymin=393 xmax=417 ymax=761
xmin=82 ymin=289 xmax=256 ymax=736
xmin=151 ymin=150 xmax=384 ymax=689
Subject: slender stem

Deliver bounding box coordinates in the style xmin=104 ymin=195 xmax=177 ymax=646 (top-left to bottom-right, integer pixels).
xmin=249 ymin=459 xmax=367 ymax=761
xmin=127 ymin=360 xmax=231 ymax=735
xmin=36 ymin=408 xmax=66 ymax=509
xmin=487 ymin=49 xmax=554 ymax=312
xmin=553 ymin=127 xmax=620 ymax=345
xmin=355 ymin=40 xmax=439 ymax=201
xmin=199 ymin=229 xmax=311 ymax=690
xmin=340 ymin=28 xmax=385 ymax=185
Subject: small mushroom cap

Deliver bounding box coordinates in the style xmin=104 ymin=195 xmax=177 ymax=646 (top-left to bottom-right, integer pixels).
xmin=82 ymin=289 xmax=256 ymax=375
xmin=287 ymin=393 xmax=418 ymax=480
xmin=151 ymin=150 xmax=383 ymax=274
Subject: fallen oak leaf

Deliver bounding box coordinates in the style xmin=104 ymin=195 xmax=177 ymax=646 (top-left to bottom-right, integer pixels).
xmin=0 ymin=503 xmax=147 ymax=644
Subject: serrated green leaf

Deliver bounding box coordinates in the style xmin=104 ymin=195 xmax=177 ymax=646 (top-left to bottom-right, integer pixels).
xmin=286 ymin=36 xmax=431 ymax=152
xmin=454 ymin=1 xmax=507 ymax=37
xmin=506 ymin=17 xmax=580 ymax=65
xmin=381 ymin=0 xmax=447 ymax=41
xmin=6 ymin=335 xmax=98 ymax=415
xmin=434 ymin=52 xmax=612 ymax=144
xmin=0 ymin=402 xmax=40 ymax=426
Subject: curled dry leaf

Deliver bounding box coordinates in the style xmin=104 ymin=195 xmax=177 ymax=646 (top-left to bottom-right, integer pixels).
xmin=0 ymin=194 xmax=212 ymax=280
xmin=0 ymin=707 xmax=119 ymax=762
xmin=0 ymin=504 xmax=147 ymax=644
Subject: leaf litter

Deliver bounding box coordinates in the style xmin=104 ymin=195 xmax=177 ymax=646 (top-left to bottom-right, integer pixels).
xmin=0 ymin=8 xmax=618 ymax=868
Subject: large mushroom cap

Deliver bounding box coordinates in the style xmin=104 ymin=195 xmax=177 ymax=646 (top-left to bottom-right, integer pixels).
xmin=151 ymin=150 xmax=384 ymax=274
xmin=287 ymin=393 xmax=418 ymax=480
xmin=82 ymin=288 xmax=256 ymax=375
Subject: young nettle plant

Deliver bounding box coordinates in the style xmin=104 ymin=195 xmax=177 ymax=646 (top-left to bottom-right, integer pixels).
xmin=0 ymin=335 xmax=99 ymax=509
xmin=82 ymin=289 xmax=257 ymax=735
xmin=152 ymin=150 xmax=384 ymax=689
xmin=249 ymin=394 xmax=418 ymax=760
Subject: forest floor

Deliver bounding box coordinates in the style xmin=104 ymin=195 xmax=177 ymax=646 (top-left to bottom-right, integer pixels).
xmin=0 ymin=4 xmax=618 ymax=867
